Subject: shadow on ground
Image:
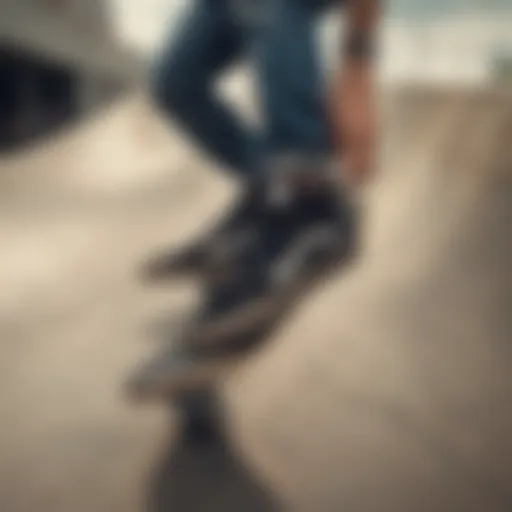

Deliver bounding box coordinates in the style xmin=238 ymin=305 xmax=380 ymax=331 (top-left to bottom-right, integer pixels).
xmin=148 ymin=425 xmax=281 ymax=512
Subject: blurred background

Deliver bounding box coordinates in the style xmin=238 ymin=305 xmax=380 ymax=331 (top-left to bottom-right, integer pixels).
xmin=0 ymin=1 xmax=510 ymax=511
xmin=0 ymin=0 xmax=510 ymax=151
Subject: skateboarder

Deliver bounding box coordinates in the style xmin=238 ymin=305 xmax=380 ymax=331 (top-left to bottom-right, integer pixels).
xmin=145 ymin=0 xmax=376 ymax=277
xmin=130 ymin=0 xmax=378 ymax=397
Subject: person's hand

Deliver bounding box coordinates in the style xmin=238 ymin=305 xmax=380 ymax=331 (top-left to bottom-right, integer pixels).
xmin=331 ymin=62 xmax=377 ymax=188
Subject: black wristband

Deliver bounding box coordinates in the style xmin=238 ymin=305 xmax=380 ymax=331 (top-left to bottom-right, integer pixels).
xmin=343 ymin=33 xmax=375 ymax=60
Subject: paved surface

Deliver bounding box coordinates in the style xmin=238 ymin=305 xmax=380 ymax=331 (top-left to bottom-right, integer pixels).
xmin=227 ymin=87 xmax=512 ymax=511
xmin=0 ymin=87 xmax=510 ymax=511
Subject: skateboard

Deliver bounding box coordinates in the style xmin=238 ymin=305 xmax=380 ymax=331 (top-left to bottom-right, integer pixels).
xmin=126 ymin=220 xmax=355 ymax=441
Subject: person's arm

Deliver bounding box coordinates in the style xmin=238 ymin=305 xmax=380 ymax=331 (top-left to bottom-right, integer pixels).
xmin=331 ymin=0 xmax=380 ymax=188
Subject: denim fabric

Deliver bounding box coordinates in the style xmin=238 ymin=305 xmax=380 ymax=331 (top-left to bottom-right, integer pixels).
xmin=152 ymin=0 xmax=336 ymax=178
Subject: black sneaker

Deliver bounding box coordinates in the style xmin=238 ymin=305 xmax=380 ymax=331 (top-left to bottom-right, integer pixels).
xmin=186 ymin=175 xmax=357 ymax=350
xmin=142 ymin=180 xmax=266 ymax=281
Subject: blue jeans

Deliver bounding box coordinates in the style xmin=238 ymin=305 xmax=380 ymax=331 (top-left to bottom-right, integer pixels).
xmin=152 ymin=0 xmax=335 ymax=178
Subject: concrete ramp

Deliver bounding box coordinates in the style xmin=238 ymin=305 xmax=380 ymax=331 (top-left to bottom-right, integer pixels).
xmin=0 ymin=87 xmax=510 ymax=511
xmin=225 ymin=87 xmax=512 ymax=511
xmin=0 ymin=92 xmax=204 ymax=198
